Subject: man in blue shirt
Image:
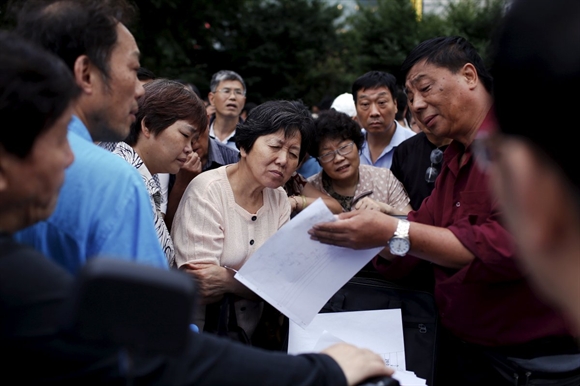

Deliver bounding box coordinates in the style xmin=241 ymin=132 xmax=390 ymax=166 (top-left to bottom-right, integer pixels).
xmin=353 ymin=71 xmax=415 ymax=169
xmin=13 ymin=0 xmax=167 ymax=273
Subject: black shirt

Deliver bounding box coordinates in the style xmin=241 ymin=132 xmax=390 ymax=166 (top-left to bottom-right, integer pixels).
xmin=390 ymin=132 xmax=448 ymax=211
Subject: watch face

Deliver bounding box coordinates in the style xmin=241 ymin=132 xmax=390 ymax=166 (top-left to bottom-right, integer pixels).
xmin=389 ymin=237 xmax=410 ymax=256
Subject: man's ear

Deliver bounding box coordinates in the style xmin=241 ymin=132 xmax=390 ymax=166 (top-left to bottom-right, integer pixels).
xmin=73 ymin=55 xmax=96 ymax=94
xmin=208 ymin=92 xmax=215 ymax=106
xmin=461 ymin=63 xmax=479 ymax=90
xmin=141 ymin=119 xmax=151 ymax=139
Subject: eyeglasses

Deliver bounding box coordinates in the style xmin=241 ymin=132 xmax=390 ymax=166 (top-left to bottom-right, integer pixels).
xmin=472 ymin=133 xmax=502 ymax=172
xmin=215 ymin=88 xmax=245 ymax=97
xmin=425 ymin=148 xmax=444 ymax=183
xmin=317 ymin=142 xmax=355 ymax=163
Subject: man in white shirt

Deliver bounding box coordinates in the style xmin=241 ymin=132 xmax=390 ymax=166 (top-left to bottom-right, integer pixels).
xmin=207 ymin=70 xmax=246 ymax=149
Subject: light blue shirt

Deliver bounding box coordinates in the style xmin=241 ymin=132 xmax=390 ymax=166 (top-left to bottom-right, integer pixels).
xmin=14 ymin=116 xmax=168 ymax=274
xmin=297 ymin=156 xmax=322 ymax=178
xmin=359 ymin=121 xmax=416 ymax=169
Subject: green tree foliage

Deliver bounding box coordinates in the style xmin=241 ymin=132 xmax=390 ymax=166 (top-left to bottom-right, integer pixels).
xmin=133 ymin=0 xmax=348 ymax=107
xmin=219 ymin=0 xmax=348 ymax=106
xmin=345 ymin=0 xmax=506 ymax=84
xmin=442 ymin=0 xmax=506 ymax=66
xmin=0 ymin=0 xmax=506 ymax=106
xmin=343 ymin=0 xmax=423 ymax=80
xmin=132 ymin=0 xmax=249 ymax=96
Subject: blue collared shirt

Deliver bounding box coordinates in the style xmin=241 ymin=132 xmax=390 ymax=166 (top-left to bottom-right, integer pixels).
xmin=206 ymin=137 xmax=240 ymax=170
xmin=359 ymin=120 xmax=416 ymax=169
xmin=14 ymin=116 xmax=168 ymax=274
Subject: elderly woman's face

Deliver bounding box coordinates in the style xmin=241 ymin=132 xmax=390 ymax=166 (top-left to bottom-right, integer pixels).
xmin=318 ymin=137 xmax=360 ymax=182
xmin=241 ymin=128 xmax=301 ymax=189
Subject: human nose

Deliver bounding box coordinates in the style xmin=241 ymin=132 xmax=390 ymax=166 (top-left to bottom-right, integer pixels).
xmin=409 ymin=93 xmax=426 ymax=113
xmin=184 ymin=140 xmax=193 ymax=154
xmin=333 ymin=150 xmax=346 ymax=163
xmin=275 ymin=150 xmax=288 ymax=166
xmin=135 ymin=79 xmax=145 ymax=99
xmin=369 ymin=102 xmax=380 ymax=116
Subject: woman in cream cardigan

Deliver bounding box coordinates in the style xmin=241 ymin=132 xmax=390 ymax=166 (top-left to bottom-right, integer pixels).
xmin=172 ymin=100 xmax=313 ymax=343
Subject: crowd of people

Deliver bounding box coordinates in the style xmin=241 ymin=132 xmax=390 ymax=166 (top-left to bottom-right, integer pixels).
xmin=1 ymin=0 xmax=579 ymax=385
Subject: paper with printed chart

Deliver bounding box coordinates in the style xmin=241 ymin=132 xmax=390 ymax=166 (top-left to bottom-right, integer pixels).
xmin=234 ymin=198 xmax=383 ymax=327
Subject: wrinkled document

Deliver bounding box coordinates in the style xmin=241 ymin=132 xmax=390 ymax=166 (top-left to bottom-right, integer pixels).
xmin=235 ymin=198 xmax=383 ymax=327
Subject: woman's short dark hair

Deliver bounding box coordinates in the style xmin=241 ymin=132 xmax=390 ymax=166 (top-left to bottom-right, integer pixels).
xmin=125 ymin=79 xmax=208 ymax=146
xmin=0 ymin=30 xmax=80 ymax=159
xmin=235 ymin=100 xmax=314 ymax=163
xmin=309 ymin=109 xmax=364 ymax=158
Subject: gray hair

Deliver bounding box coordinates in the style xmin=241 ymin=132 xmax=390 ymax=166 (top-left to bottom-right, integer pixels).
xmin=209 ymin=70 xmax=246 ymax=92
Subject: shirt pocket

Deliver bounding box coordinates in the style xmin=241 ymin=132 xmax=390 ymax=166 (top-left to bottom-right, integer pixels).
xmin=457 ymin=191 xmax=491 ymax=225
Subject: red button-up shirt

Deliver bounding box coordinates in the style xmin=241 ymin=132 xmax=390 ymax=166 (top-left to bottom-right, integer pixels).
xmin=374 ymin=113 xmax=571 ymax=347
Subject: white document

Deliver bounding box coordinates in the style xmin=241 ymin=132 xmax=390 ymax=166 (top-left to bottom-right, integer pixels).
xmin=234 ymin=198 xmax=383 ymax=327
xmin=287 ymin=309 xmax=407 ymax=371
xmin=288 ymin=310 xmax=427 ymax=386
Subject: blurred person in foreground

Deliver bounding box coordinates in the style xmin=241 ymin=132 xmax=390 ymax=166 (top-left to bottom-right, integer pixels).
xmin=487 ymin=0 xmax=580 ymax=336
xmin=0 ymin=29 xmax=393 ymax=386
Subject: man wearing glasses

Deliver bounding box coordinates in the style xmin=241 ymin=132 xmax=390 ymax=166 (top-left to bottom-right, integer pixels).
xmin=207 ymin=70 xmax=247 ymax=150
xmin=309 ymin=36 xmax=576 ymax=385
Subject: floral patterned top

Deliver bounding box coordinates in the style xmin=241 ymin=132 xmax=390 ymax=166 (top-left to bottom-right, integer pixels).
xmin=307 ymin=164 xmax=410 ymax=212
xmin=112 ymin=142 xmax=175 ymax=266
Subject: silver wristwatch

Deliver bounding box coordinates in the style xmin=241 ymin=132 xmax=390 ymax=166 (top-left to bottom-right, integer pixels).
xmin=388 ymin=219 xmax=411 ymax=256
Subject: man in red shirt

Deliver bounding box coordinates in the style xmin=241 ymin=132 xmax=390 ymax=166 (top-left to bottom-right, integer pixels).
xmin=309 ymin=36 xmax=578 ymax=385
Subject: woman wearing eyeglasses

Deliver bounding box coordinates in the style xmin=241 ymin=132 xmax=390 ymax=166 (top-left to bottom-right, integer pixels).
xmin=307 ymin=109 xmax=412 ymax=215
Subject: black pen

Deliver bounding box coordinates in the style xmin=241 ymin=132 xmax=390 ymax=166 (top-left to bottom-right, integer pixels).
xmin=224 ymin=265 xmax=238 ymax=274
xmin=351 ymin=190 xmax=373 ymax=206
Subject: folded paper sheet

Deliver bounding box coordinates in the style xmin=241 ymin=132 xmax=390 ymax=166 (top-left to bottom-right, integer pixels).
xmin=235 ymin=198 xmax=383 ymax=327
